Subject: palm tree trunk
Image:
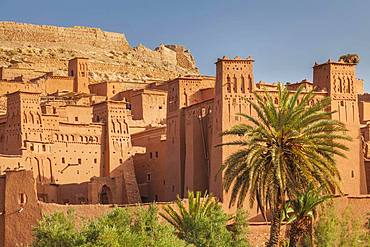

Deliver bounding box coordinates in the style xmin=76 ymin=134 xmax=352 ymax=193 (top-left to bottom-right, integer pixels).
xmin=266 ymin=205 xmax=282 ymax=247
xmin=288 ymin=221 xmax=301 ymax=247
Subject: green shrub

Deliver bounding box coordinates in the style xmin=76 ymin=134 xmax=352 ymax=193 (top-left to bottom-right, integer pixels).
xmin=314 ymin=206 xmax=369 ymax=247
xmin=33 ymin=205 xmax=188 ymax=247
xmin=32 ymin=210 xmax=84 ymax=247
xmin=230 ymin=209 xmax=251 ymax=247
xmin=33 ymin=201 xmax=251 ymax=247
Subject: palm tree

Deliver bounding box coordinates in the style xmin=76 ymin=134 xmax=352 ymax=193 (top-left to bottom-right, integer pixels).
xmin=283 ymin=184 xmax=332 ymax=246
xmin=160 ymin=191 xmax=229 ymax=246
xmin=159 ymin=191 xmax=218 ymax=234
xmin=221 ymin=83 xmax=350 ymax=247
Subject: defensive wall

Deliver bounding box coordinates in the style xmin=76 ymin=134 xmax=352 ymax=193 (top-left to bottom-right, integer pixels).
xmin=0 ymin=169 xmax=368 ymax=247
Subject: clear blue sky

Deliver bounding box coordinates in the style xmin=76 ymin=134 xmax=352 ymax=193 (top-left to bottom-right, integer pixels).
xmin=1 ymin=0 xmax=370 ymax=90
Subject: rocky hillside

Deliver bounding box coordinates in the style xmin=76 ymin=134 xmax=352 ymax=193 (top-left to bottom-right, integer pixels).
xmin=0 ymin=22 xmax=199 ymax=82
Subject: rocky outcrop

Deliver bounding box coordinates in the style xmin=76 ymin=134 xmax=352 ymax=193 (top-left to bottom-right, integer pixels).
xmin=164 ymin=44 xmax=197 ymax=71
xmin=0 ymin=22 xmax=199 ymax=82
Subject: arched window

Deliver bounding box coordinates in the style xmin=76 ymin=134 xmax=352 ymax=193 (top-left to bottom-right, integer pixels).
xmin=347 ymin=77 xmax=351 ymax=93
xmin=111 ymin=120 xmax=116 ymax=133
xmin=338 ymin=77 xmax=343 ymax=93
xmin=248 ymin=75 xmax=253 ymax=90
xmin=30 ymin=112 xmax=35 ymax=124
xmin=36 ymin=113 xmax=41 ymax=124
xmin=226 ymin=75 xmax=231 ymax=93
xmin=233 ymin=76 xmax=237 ymax=93
xmin=241 ymin=76 xmax=245 ymax=93
xmin=117 ymin=120 xmax=122 ymax=134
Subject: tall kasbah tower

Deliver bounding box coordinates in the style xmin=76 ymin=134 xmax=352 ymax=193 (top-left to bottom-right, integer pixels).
xmin=92 ymin=101 xmax=141 ymax=204
xmin=210 ymin=56 xmax=255 ymax=205
xmin=68 ymin=57 xmax=90 ymax=93
xmin=2 ymin=92 xmax=54 ymax=184
xmin=313 ymin=60 xmax=367 ymax=194
xmin=3 ymin=92 xmax=43 ymax=155
xmin=164 ymin=77 xmax=215 ymax=201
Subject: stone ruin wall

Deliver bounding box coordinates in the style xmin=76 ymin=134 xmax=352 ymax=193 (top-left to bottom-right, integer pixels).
xmin=0 ymin=22 xmax=129 ymax=50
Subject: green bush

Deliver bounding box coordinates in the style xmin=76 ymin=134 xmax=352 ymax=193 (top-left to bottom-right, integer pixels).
xmin=33 ymin=201 xmax=251 ymax=247
xmin=33 ymin=205 xmax=188 ymax=247
xmin=230 ymin=209 xmax=251 ymax=247
xmin=314 ymin=206 xmax=369 ymax=247
xmin=32 ymin=210 xmax=84 ymax=247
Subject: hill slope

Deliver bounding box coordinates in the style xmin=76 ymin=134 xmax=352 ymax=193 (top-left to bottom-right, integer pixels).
xmin=0 ymin=22 xmax=199 ymax=82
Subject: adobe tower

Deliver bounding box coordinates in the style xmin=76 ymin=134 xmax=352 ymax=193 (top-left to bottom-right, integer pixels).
xmin=313 ymin=60 xmax=367 ymax=194
xmin=210 ymin=56 xmax=255 ymax=204
xmin=68 ymin=57 xmax=89 ymax=93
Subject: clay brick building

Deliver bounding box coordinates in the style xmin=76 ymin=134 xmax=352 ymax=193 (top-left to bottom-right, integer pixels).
xmin=0 ymin=58 xmax=145 ymax=205
xmin=133 ymin=56 xmax=369 ymax=211
xmin=0 ymin=54 xmax=369 ymax=246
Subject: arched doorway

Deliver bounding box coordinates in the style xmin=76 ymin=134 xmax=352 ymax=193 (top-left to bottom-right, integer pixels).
xmin=99 ymin=185 xmax=112 ymax=204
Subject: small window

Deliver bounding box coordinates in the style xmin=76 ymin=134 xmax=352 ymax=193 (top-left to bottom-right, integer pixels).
xmin=42 ymin=145 xmax=46 ymax=152
xmin=147 ymin=173 xmax=151 ymax=182
xmin=155 ymin=195 xmax=158 ymax=201
xmin=75 ymin=117 xmax=79 ymax=121
xmin=172 ymin=185 xmax=175 ymax=192
xmin=78 ymin=158 xmax=81 ymax=164
xmin=155 ymin=151 xmax=159 ymax=158
xmin=62 ymin=157 xmax=65 ymax=164
xmin=19 ymin=193 xmax=27 ymax=205
xmin=119 ymin=159 xmax=123 ymax=164
xmin=159 ymin=106 xmax=162 ymax=109
xmin=94 ymin=158 xmax=97 ymax=164
xmin=30 ymin=145 xmax=34 ymax=151
xmin=163 ymin=180 xmax=166 ymax=185
xmin=351 ymin=170 xmax=354 ymax=178
xmin=150 ymin=152 xmax=153 ymax=159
